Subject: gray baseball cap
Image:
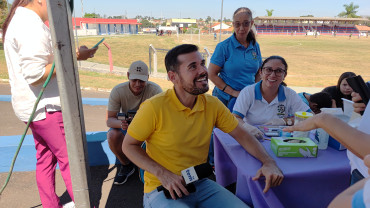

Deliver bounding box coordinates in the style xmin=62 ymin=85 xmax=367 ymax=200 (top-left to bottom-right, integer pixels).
xmin=128 ymin=61 xmax=149 ymax=81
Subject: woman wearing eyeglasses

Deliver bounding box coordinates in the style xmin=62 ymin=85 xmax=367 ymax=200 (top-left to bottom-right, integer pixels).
xmin=208 ymin=7 xmax=262 ymax=108
xmin=232 ymin=56 xmax=310 ymax=139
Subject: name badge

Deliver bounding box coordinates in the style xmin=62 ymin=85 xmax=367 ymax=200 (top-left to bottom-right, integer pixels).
xmin=181 ymin=166 xmax=199 ymax=185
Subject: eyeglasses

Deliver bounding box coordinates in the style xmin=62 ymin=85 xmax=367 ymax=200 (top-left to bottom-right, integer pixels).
xmin=233 ymin=21 xmax=251 ymax=28
xmin=262 ymin=67 xmax=286 ymax=77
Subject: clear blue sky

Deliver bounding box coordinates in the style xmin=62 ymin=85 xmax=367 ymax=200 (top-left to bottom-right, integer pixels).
xmin=6 ymin=0 xmax=370 ymax=19
xmin=71 ymin=0 xmax=370 ymax=19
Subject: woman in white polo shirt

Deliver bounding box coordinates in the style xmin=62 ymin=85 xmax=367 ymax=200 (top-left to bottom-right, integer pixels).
xmin=2 ymin=0 xmax=96 ymax=207
xmin=233 ymin=56 xmax=310 ymax=138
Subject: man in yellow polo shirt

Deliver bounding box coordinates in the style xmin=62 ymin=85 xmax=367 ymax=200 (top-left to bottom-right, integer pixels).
xmin=122 ymin=44 xmax=283 ymax=207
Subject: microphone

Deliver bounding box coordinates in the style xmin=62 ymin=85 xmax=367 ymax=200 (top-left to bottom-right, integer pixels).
xmin=157 ymin=163 xmax=213 ymax=199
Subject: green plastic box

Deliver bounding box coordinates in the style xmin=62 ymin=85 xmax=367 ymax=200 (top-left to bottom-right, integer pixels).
xmin=271 ymin=137 xmax=318 ymax=157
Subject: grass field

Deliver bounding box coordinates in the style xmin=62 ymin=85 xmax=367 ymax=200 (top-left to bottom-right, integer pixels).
xmin=1 ymin=34 xmax=370 ymax=91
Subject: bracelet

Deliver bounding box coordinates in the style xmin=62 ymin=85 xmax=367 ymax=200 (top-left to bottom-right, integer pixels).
xmin=221 ymin=84 xmax=228 ymax=92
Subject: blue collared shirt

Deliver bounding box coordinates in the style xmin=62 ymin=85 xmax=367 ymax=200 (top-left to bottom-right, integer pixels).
xmin=211 ymin=33 xmax=262 ymax=101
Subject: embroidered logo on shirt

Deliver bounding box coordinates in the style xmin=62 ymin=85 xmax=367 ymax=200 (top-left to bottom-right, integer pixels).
xmin=252 ymin=51 xmax=258 ymax=60
xmin=277 ymin=104 xmax=286 ymax=117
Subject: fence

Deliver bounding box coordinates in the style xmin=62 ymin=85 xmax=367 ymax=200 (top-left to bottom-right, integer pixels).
xmin=148 ymin=44 xmax=212 ymax=75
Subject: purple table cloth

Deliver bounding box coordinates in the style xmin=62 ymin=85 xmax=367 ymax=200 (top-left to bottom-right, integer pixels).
xmin=214 ymin=128 xmax=351 ymax=208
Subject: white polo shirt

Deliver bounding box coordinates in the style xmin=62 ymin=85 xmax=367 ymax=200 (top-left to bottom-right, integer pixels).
xmin=347 ymin=104 xmax=370 ymax=178
xmin=4 ymin=7 xmax=60 ymax=122
xmin=233 ymin=81 xmax=310 ymax=125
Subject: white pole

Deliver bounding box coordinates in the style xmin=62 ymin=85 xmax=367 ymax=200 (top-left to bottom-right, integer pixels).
xmin=198 ymin=29 xmax=200 ymax=45
xmin=219 ymin=0 xmax=223 ymax=42
xmin=47 ymin=0 xmax=91 ymax=207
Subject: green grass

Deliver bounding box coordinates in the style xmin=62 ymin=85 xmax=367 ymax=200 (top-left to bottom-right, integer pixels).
xmin=1 ymin=34 xmax=370 ymax=90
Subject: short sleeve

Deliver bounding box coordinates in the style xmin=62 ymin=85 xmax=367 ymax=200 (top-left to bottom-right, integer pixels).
xmin=352 ymin=189 xmax=366 ymax=208
xmin=232 ymin=86 xmax=252 ymax=119
xmin=151 ymin=84 xmax=163 ymax=96
xmin=107 ymin=88 xmax=121 ymax=112
xmin=127 ymin=100 xmax=157 ymax=142
xmin=255 ymin=42 xmax=263 ymax=68
xmin=287 ymin=88 xmax=310 ymax=113
xmin=210 ymin=43 xmax=226 ymax=68
xmin=215 ymin=99 xmax=238 ymax=133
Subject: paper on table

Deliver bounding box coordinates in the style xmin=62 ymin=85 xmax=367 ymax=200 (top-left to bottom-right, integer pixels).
xmin=342 ymin=98 xmax=362 ymax=127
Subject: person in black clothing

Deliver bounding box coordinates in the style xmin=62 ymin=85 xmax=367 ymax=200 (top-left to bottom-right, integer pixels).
xmin=322 ymin=72 xmax=356 ymax=109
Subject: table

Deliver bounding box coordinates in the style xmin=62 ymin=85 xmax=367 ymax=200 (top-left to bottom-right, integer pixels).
xmin=214 ymin=128 xmax=351 ymax=208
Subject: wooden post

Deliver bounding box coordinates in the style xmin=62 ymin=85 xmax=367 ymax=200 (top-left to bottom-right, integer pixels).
xmin=149 ymin=44 xmax=158 ymax=75
xmin=103 ymin=42 xmax=113 ymax=73
xmin=204 ymin=47 xmax=211 ymax=69
xmin=46 ymin=0 xmax=91 ymax=207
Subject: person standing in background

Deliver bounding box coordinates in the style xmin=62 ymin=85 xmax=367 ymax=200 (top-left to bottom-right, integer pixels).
xmin=207 ymin=7 xmax=262 ymax=165
xmin=208 ymin=7 xmax=262 ymax=107
xmin=2 ymin=0 xmax=97 ymax=207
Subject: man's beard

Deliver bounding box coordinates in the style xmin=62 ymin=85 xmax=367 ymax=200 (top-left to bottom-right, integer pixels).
xmin=179 ymin=73 xmax=209 ymax=95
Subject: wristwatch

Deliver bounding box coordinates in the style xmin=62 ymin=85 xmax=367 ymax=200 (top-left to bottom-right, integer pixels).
xmin=286 ymin=118 xmax=293 ymax=126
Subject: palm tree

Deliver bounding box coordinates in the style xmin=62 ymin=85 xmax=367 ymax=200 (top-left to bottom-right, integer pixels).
xmin=338 ymin=2 xmax=360 ymax=18
xmin=266 ymin=9 xmax=274 ymax=17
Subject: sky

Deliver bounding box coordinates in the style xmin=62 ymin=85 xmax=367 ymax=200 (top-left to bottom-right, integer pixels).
xmin=70 ymin=0 xmax=370 ymax=19
xmin=6 ymin=0 xmax=370 ymax=19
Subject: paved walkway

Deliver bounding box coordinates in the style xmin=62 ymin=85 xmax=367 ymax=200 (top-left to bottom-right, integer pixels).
xmin=78 ymin=61 xmax=168 ymax=79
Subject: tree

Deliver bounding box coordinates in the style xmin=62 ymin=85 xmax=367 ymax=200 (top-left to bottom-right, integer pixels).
xmin=140 ymin=19 xmax=153 ymax=28
xmin=266 ymin=9 xmax=274 ymax=17
xmin=0 ymin=0 xmax=9 ymax=28
xmin=338 ymin=2 xmax=360 ymax=18
xmin=205 ymin=16 xmax=212 ymax=23
xmin=84 ymin=12 xmax=101 ymax=18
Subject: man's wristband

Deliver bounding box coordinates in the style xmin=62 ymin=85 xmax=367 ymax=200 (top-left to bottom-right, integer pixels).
xmin=222 ymin=84 xmax=228 ymax=92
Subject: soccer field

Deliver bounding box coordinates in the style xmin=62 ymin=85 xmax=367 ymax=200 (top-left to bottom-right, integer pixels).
xmin=1 ymin=34 xmax=369 ymax=88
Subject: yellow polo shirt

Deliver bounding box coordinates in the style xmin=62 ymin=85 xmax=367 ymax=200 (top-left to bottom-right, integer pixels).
xmin=127 ymin=88 xmax=238 ymax=193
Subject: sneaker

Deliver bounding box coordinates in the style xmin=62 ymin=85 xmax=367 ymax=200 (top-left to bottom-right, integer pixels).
xmin=62 ymin=201 xmax=75 ymax=208
xmin=114 ymin=163 xmax=135 ymax=185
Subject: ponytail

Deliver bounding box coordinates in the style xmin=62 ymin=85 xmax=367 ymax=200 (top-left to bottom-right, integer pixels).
xmin=2 ymin=0 xmax=32 ymax=43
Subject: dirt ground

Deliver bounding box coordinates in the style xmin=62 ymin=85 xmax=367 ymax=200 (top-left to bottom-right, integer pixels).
xmin=0 ymin=82 xmax=143 ymax=208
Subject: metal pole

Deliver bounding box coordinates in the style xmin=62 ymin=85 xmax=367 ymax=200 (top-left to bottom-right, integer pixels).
xmin=46 ymin=0 xmax=91 ymax=207
xmin=219 ymin=0 xmax=223 ymax=42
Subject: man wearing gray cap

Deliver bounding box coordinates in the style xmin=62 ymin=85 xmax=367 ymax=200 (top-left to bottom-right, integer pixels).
xmin=106 ymin=60 xmax=162 ymax=185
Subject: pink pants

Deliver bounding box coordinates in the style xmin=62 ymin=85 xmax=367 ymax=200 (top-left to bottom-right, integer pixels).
xmin=29 ymin=111 xmax=74 ymax=208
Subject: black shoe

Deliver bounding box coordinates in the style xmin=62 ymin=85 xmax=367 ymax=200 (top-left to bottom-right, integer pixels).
xmin=114 ymin=164 xmax=135 ymax=185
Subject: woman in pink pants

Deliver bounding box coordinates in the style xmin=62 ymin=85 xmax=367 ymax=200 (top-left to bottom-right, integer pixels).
xmin=2 ymin=0 xmax=97 ymax=207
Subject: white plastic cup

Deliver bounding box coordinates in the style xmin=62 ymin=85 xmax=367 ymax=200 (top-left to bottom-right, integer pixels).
xmin=293 ymin=112 xmax=313 ymax=138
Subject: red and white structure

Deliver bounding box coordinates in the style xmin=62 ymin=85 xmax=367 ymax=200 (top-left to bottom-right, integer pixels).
xmin=72 ymin=18 xmax=141 ymax=35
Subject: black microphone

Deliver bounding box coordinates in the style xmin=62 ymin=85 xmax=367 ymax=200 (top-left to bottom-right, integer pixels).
xmin=157 ymin=163 xmax=213 ymax=199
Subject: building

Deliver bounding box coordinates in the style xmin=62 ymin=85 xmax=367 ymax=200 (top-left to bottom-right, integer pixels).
xmin=167 ymin=18 xmax=197 ymax=31
xmin=72 ymin=18 xmax=141 ymax=35
xmin=212 ymin=22 xmax=232 ymax=33
xmin=355 ymin=25 xmax=370 ymax=36
xmin=254 ymin=16 xmax=370 ymax=36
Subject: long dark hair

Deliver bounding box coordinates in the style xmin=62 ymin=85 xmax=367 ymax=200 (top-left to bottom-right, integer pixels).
xmin=233 ymin=7 xmax=256 ymax=45
xmin=2 ymin=0 xmax=32 ymax=43
xmin=336 ymin=72 xmax=356 ymax=90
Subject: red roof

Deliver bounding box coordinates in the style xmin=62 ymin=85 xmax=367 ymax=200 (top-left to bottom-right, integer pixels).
xmin=72 ymin=18 xmax=141 ymax=27
xmin=355 ymin=25 xmax=370 ymax=31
